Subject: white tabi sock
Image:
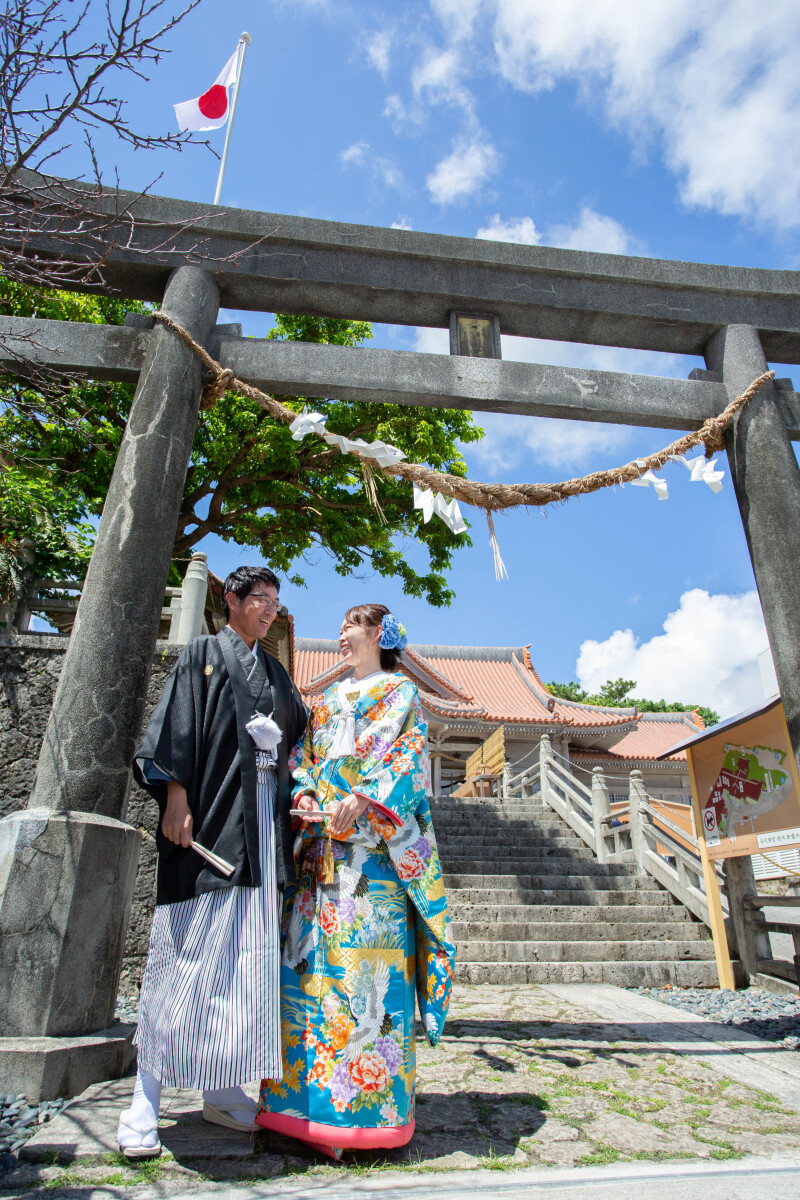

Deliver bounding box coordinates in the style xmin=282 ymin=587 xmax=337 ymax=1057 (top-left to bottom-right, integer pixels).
xmin=202 ymin=1085 xmax=257 ymax=1120
xmin=129 ymin=1067 xmax=161 ymax=1131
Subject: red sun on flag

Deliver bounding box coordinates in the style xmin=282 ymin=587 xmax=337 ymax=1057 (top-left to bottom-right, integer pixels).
xmin=198 ymin=84 xmax=227 ymax=121
xmin=174 ymin=46 xmax=241 ymax=132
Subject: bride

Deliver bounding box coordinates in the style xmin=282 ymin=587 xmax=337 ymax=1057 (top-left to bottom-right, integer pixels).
xmin=256 ymin=603 xmax=455 ymax=1158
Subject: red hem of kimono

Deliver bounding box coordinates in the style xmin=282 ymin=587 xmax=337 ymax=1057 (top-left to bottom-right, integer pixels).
xmin=255 ymin=1111 xmax=415 ymax=1151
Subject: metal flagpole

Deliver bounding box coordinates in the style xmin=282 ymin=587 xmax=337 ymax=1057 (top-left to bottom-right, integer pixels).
xmin=213 ymin=31 xmax=251 ymax=206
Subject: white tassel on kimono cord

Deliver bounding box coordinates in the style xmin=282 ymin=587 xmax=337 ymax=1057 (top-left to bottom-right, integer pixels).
xmin=327 ymin=701 xmax=357 ymax=759
xmin=246 ymin=713 xmax=283 ymax=752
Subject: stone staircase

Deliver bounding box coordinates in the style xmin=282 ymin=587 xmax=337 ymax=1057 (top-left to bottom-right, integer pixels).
xmin=431 ymin=791 xmax=718 ymax=986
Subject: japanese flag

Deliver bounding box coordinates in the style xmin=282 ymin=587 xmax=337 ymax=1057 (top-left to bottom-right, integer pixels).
xmin=174 ymin=46 xmax=242 ymax=132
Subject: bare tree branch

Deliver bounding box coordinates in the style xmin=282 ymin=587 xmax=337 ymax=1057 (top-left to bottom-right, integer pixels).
xmin=0 ymin=1 xmax=233 ymax=299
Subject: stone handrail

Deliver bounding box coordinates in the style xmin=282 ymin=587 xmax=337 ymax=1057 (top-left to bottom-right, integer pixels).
xmin=18 ymin=555 xmax=210 ymax=644
xmin=636 ymin=796 xmax=713 ymax=925
xmin=497 ymin=734 xmax=800 ymax=983
xmin=538 ymin=738 xmax=597 ymax=850
xmin=504 ymin=761 xmax=541 ymax=798
xmin=516 ymin=735 xmax=723 ymax=929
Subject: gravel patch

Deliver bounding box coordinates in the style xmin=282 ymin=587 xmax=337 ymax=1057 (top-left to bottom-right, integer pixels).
xmin=115 ymin=995 xmax=139 ymax=1024
xmin=0 ymin=1094 xmax=70 ymax=1173
xmin=628 ymin=985 xmax=800 ymax=1049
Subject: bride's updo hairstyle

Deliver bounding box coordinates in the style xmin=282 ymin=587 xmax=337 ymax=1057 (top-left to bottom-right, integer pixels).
xmin=343 ymin=603 xmax=407 ymax=671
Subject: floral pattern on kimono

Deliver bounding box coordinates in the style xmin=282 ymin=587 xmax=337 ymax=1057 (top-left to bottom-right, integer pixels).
xmin=256 ymin=674 xmax=455 ymax=1144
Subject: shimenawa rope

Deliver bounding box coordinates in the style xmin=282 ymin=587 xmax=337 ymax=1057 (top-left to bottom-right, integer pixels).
xmin=151 ymin=309 xmax=774 ymax=517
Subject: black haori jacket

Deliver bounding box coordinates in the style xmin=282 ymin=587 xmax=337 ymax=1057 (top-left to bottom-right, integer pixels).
xmin=133 ymin=626 xmax=308 ymax=905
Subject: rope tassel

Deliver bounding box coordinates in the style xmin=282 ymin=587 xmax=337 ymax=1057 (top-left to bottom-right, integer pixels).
xmin=361 ymin=460 xmax=387 ymax=524
xmin=486 ymin=510 xmax=509 ymax=581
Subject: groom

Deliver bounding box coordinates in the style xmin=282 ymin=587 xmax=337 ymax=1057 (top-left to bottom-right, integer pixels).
xmin=119 ymin=565 xmax=307 ymax=1159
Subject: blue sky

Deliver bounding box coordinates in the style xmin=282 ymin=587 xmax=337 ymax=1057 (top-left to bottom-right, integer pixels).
xmin=50 ymin=0 xmax=800 ymax=716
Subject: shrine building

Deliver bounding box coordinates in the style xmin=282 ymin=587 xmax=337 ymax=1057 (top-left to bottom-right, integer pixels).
xmin=293 ymin=637 xmax=701 ymax=809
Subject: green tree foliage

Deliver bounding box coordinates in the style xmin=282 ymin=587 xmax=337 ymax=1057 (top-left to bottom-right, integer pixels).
xmin=0 ymin=286 xmax=483 ymax=606
xmin=0 ymin=278 xmax=140 ymax=601
xmin=546 ymin=676 xmax=719 ymax=729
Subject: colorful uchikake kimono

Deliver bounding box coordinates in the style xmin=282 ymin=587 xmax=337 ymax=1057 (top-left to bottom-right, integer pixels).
xmin=255 ymin=672 xmax=455 ymax=1155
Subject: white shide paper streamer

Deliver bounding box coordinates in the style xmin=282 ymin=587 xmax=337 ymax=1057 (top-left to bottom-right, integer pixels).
xmin=289 ymin=410 xmax=467 ymax=535
xmin=670 ymin=453 xmax=726 ymax=493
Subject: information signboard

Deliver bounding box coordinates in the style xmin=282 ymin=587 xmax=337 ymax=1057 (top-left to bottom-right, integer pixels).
xmin=659 ymin=696 xmax=800 ymax=989
xmin=686 ymin=699 xmax=800 ymax=861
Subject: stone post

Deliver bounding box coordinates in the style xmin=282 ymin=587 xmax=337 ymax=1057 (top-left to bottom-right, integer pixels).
xmin=539 ymin=734 xmax=552 ymax=812
xmin=168 ymin=592 xmax=183 ymax=640
xmin=176 ymin=552 xmax=209 ymax=644
xmin=0 ymin=266 xmax=220 ymax=1098
xmin=723 ymin=855 xmax=771 ymax=984
xmin=591 ymin=767 xmax=610 ymax=864
xmin=705 ymin=325 xmax=800 ymax=776
xmin=628 ymin=769 xmax=648 ymax=871
xmin=431 ymin=752 xmax=442 ymax=797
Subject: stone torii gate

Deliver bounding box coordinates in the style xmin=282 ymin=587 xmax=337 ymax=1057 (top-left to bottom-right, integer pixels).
xmin=1 ymin=181 xmax=800 ymax=1095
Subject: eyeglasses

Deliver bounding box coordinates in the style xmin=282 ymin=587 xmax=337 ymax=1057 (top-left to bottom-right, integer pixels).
xmin=248 ymin=594 xmax=281 ymax=611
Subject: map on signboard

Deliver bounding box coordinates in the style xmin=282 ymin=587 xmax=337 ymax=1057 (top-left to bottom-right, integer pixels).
xmin=703 ymin=742 xmax=792 ymax=839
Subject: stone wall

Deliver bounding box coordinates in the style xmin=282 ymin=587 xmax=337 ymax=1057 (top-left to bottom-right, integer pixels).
xmin=0 ymin=632 xmax=181 ymax=997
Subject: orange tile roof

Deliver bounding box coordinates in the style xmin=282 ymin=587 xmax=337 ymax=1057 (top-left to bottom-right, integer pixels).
xmin=571 ymin=714 xmax=700 ymax=763
xmin=294 ymin=640 xmax=641 ymax=731
xmin=294 ymin=645 xmax=340 ymax=690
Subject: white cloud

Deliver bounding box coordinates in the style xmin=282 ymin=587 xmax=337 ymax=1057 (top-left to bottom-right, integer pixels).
xmin=476 ymin=214 xmax=542 ymax=245
xmin=486 ymin=0 xmax=800 ymax=229
xmin=364 ymin=28 xmax=392 ymax=77
xmin=340 ymin=141 xmax=403 ymax=189
xmin=341 ymin=141 xmax=368 ymax=166
xmin=391 ymin=217 xmax=414 ymax=230
xmin=412 ymin=47 xmax=475 ymax=117
xmin=576 ymin=588 xmax=768 ymax=717
xmin=477 ymin=206 xmax=640 ymax=254
xmin=414 ymin=327 xmax=450 ymax=354
xmin=377 ymin=159 xmax=404 ymax=189
xmin=499 ymin=337 xmax=683 ymax=376
xmin=427 ymin=135 xmax=499 ymax=204
xmin=469 ymin=412 xmax=630 ymax=470
xmin=431 ymin=0 xmax=483 ymax=41
xmin=382 ymin=93 xmax=412 ymax=132
xmin=547 ymin=206 xmax=641 ymax=255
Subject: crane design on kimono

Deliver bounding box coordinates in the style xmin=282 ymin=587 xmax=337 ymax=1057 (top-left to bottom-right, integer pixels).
xmin=284 ymin=842 xmax=370 ymax=975
xmin=337 ymin=842 xmax=370 ymax=899
xmin=342 ymin=958 xmax=393 ymax=1062
xmin=383 ymin=812 xmax=435 ymax=918
xmin=283 ymin=902 xmax=320 ymax=977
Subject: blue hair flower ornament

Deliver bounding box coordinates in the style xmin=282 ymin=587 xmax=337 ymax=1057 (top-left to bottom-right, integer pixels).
xmin=379 ymin=613 xmax=408 ymax=652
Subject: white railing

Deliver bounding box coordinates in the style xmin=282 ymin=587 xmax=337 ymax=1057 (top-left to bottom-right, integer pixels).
xmin=15 ymin=553 xmax=210 ymax=643
xmin=505 ymin=733 xmax=719 ymax=928
xmin=502 ymin=733 xmax=797 ymax=985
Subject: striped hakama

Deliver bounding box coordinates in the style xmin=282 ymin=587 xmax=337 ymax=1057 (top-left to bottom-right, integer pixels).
xmin=134 ymin=753 xmax=282 ymax=1090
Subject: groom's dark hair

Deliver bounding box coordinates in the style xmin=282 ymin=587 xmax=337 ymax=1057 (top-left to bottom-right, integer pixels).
xmin=222 ymin=565 xmax=280 ymax=618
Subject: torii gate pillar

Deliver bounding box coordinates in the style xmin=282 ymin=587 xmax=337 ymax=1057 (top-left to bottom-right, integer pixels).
xmin=0 ymin=266 xmax=220 ymax=1099
xmin=705 ymin=325 xmax=800 ymax=777
xmin=706 ymin=323 xmax=800 ymax=975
